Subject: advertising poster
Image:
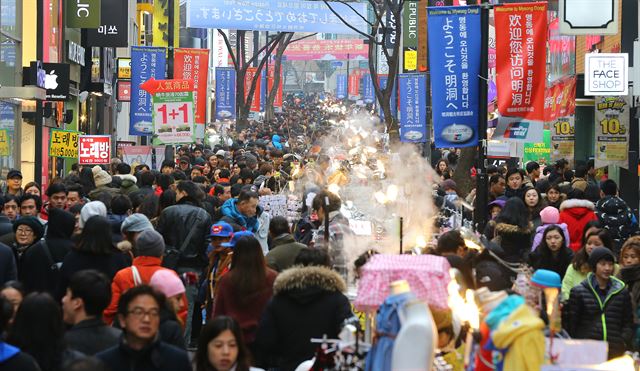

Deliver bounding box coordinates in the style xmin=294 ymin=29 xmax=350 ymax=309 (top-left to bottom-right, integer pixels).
xmin=523 ymin=129 xmax=551 ymax=165
xmin=595 ymin=96 xmax=630 ymax=169
xmin=79 ymin=135 xmax=111 ymax=165
xmin=363 ymin=74 xmax=375 ymax=104
xmin=187 ymin=0 xmax=368 ymax=35
xmin=495 ymin=2 xmax=547 ymax=121
xmin=153 ymin=91 xmax=195 ymax=145
xmin=0 ymin=130 xmax=9 ymax=156
xmin=336 ymin=74 xmax=347 ymax=99
xmin=49 ymin=129 xmax=79 ymax=158
xmin=215 ymin=67 xmax=236 ymax=121
xmin=550 ymin=116 xmax=575 ymax=165
xmin=245 ymin=67 xmax=261 ymax=112
xmin=398 ymin=73 xmax=427 ymax=143
xmin=130 ymin=46 xmax=166 ymax=136
xmin=122 ymin=146 xmax=153 ymax=169
xmin=428 ymin=6 xmax=481 ymax=148
xmin=544 ymin=76 xmax=577 ymax=122
xmin=174 ymin=48 xmax=209 ymax=125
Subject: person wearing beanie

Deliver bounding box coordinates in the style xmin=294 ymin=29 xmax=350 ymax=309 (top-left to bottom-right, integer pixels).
xmin=531 ymin=206 xmax=571 ymax=251
xmin=564 ymin=246 xmax=633 ymax=358
xmin=7 ymin=216 xmax=44 ymax=263
xmin=88 ymin=165 xmax=121 ymax=201
xmin=103 ymin=229 xmax=187 ymax=341
xmin=117 ymin=213 xmax=155 ymax=256
xmin=79 ymin=201 xmax=107 ymax=230
xmin=147 ymin=269 xmax=188 ymax=349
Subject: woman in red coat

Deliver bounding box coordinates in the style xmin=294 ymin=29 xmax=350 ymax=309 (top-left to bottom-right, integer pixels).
xmin=558 ymin=198 xmax=598 ymax=252
xmin=213 ymin=232 xmax=277 ymax=346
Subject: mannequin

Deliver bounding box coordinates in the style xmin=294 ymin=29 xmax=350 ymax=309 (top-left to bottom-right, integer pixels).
xmin=391 ymin=300 xmax=437 ymax=371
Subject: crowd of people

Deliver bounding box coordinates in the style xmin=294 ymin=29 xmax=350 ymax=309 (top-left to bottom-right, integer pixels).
xmin=0 ymin=92 xmax=638 ymax=370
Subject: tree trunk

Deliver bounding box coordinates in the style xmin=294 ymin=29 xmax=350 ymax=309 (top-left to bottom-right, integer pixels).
xmin=452 ymin=147 xmax=477 ymax=197
xmin=266 ymin=33 xmax=293 ymax=121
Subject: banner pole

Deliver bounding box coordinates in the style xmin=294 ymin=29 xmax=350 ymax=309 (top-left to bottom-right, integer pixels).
xmin=474 ymin=3 xmax=491 ymax=232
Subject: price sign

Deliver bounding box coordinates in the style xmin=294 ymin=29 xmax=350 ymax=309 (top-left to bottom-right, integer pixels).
xmin=78 ymin=135 xmax=111 ymax=165
xmin=595 ymin=96 xmax=629 ymax=169
xmin=550 ymin=116 xmax=575 ymax=165
xmin=50 ymin=129 xmax=79 ymax=158
xmin=152 ymin=91 xmax=194 ymax=144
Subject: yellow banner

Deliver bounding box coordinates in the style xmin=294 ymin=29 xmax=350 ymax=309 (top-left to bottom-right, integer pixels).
xmin=50 ymin=129 xmax=80 ymax=158
xmin=0 ymin=130 xmax=10 ymax=156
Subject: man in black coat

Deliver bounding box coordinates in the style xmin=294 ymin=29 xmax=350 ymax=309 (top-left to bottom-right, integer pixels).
xmin=63 ymin=270 xmax=121 ymax=355
xmin=96 ymin=285 xmax=191 ymax=371
xmin=564 ymin=247 xmax=633 ymax=358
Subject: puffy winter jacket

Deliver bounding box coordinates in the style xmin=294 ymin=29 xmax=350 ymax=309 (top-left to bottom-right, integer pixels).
xmin=115 ymin=174 xmax=139 ymax=195
xmin=490 ymin=222 xmax=533 ymax=264
xmin=564 ymin=273 xmax=633 ymax=358
xmin=596 ymin=196 xmax=638 ymax=254
xmin=558 ymin=199 xmax=598 ymax=252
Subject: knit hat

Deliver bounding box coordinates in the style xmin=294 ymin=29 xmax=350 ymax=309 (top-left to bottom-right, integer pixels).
xmin=135 ymin=229 xmax=165 ymax=257
xmin=150 ymin=269 xmax=185 ymax=298
xmin=13 ymin=217 xmax=44 ymax=241
xmin=539 ymin=206 xmax=560 ymax=224
xmin=79 ymin=201 xmax=107 ymax=229
xmin=441 ymin=179 xmax=457 ymax=192
xmin=588 ymin=247 xmax=616 ymax=270
xmin=92 ymin=165 xmax=112 ymax=187
xmin=121 ymin=213 xmax=153 ymax=234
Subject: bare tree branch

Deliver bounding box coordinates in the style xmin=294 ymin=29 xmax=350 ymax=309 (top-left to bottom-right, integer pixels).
xmin=217 ymin=29 xmax=237 ymax=70
xmin=333 ymin=0 xmax=374 ymax=27
xmin=291 ymin=32 xmax=318 ymax=43
xmin=322 ymin=0 xmax=374 ymax=40
xmin=244 ymin=32 xmax=285 ymax=72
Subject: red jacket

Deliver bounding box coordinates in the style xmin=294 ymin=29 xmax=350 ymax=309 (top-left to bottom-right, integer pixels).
xmin=103 ymin=256 xmax=187 ymax=325
xmin=558 ymin=199 xmax=598 ymax=252
xmin=213 ymin=268 xmax=277 ymax=343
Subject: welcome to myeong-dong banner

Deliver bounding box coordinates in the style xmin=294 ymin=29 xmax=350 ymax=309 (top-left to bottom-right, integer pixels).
xmin=130 ymin=46 xmax=166 ymax=136
xmin=398 ymin=73 xmax=427 ymax=143
xmin=427 ymin=6 xmax=481 ymax=148
xmin=186 ymin=0 xmax=368 ymax=35
xmin=215 ymin=67 xmax=236 ymax=121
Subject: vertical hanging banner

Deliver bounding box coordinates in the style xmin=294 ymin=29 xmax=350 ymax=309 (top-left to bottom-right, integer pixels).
xmin=267 ymin=66 xmax=283 ymax=109
xmin=363 ymin=74 xmax=375 ymax=104
xmin=130 ymin=47 xmax=166 ymax=136
xmin=174 ymin=48 xmax=209 ymax=125
xmin=348 ymin=73 xmax=360 ymax=100
xmin=140 ymin=78 xmax=196 ymax=145
xmin=336 ymin=74 xmax=348 ymax=99
xmin=550 ymin=116 xmax=575 ymax=166
xmin=595 ymin=96 xmax=630 ymax=169
xmin=245 ymin=67 xmax=261 ymax=112
xmin=378 ymin=75 xmax=397 ymax=121
xmin=428 ymin=6 xmax=482 ymax=148
xmin=398 ymin=73 xmax=427 ymax=143
xmin=260 ymin=70 xmax=267 ymax=112
xmin=215 ymin=67 xmax=236 ymax=121
xmin=494 ymin=2 xmax=547 ymax=121
xmin=403 ymin=0 xmax=419 ymax=72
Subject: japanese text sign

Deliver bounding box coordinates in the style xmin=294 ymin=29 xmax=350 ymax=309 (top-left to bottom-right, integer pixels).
xmin=585 ymin=53 xmax=628 ymax=96
xmin=363 ymin=74 xmax=375 ymax=104
xmin=130 ymin=46 xmax=166 ymax=136
xmin=152 ymin=92 xmax=195 ymax=145
xmin=336 ymin=74 xmax=347 ymax=99
xmin=174 ymin=48 xmax=209 ymax=125
xmin=495 ymin=2 xmax=547 ymax=121
xmin=50 ymin=129 xmax=79 ymax=158
xmin=79 ymin=135 xmax=111 ymax=165
xmin=428 ymin=6 xmax=481 ymax=148
xmin=215 ymin=67 xmax=236 ymax=121
xmin=187 ymin=0 xmax=368 ymax=35
xmin=398 ymin=73 xmax=427 ymax=143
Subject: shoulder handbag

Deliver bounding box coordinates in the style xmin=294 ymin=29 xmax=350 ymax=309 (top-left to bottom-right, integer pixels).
xmin=162 ymin=211 xmax=203 ymax=270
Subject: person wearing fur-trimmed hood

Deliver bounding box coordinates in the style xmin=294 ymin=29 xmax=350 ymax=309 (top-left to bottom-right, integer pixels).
xmin=489 ymin=198 xmax=533 ymax=265
xmin=254 ymin=248 xmax=352 ymax=371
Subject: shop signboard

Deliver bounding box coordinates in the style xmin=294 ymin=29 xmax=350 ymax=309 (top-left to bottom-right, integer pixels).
xmin=66 ymin=0 xmax=101 ymax=28
xmin=79 ymin=135 xmax=111 ymax=165
xmin=584 ymin=53 xmax=628 ymax=96
xmin=50 ymin=129 xmax=79 ymax=158
xmin=86 ymin=0 xmax=128 ymax=47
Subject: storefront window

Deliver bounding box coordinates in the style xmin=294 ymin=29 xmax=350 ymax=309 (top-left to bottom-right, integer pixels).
xmin=0 ymin=0 xmax=20 ymax=87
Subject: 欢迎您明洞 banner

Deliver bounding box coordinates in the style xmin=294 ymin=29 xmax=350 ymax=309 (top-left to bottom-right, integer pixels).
xmin=130 ymin=46 xmax=166 ymax=136
xmin=398 ymin=73 xmax=427 ymax=143
xmin=336 ymin=74 xmax=347 ymax=99
xmin=215 ymin=67 xmax=236 ymax=121
xmin=186 ymin=0 xmax=367 ymax=35
xmin=428 ymin=6 xmax=481 ymax=148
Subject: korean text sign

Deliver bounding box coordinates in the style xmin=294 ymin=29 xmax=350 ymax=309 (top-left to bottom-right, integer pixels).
xmin=595 ymin=96 xmax=630 ymax=169
xmin=398 ymin=73 xmax=427 ymax=143
xmin=130 ymin=47 xmax=166 ymax=136
xmin=215 ymin=67 xmax=236 ymax=121
xmin=50 ymin=129 xmax=79 ymax=158
xmin=187 ymin=0 xmax=367 ymax=35
xmin=495 ymin=2 xmax=547 ymax=120
xmin=174 ymin=48 xmax=209 ymax=125
xmin=79 ymin=136 xmax=111 ymax=165
xmin=153 ymin=91 xmax=195 ymax=145
xmin=428 ymin=6 xmax=481 ymax=148
xmin=336 ymin=74 xmax=347 ymax=99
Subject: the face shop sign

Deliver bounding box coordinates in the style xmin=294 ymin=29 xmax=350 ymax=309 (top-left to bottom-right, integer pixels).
xmin=67 ymin=41 xmax=86 ymax=67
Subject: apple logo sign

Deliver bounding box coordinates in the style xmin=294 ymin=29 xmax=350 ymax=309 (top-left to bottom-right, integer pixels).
xmin=45 ymin=70 xmax=59 ymax=90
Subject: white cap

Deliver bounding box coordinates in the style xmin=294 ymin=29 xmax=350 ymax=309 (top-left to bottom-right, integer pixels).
xmin=215 ymin=149 xmax=226 ymax=157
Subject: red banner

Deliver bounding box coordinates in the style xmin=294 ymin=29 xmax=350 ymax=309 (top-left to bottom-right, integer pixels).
xmin=495 ymin=2 xmax=547 ymax=121
xmin=245 ymin=67 xmax=261 ymax=112
xmin=267 ymin=66 xmax=283 ymax=108
xmin=174 ymin=48 xmax=209 ymax=125
xmin=348 ymin=73 xmax=360 ymax=97
xmin=544 ymin=76 xmax=576 ymax=122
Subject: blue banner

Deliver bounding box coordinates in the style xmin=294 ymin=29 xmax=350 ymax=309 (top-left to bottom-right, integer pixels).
xmin=398 ymin=73 xmax=427 ymax=143
xmin=428 ymin=6 xmax=481 ymax=148
xmin=336 ymin=74 xmax=347 ymax=100
xmin=363 ymin=74 xmax=375 ymax=104
xmin=260 ymin=70 xmax=266 ymax=112
xmin=187 ymin=0 xmax=367 ymax=35
xmin=130 ymin=46 xmax=166 ymax=136
xmin=215 ymin=67 xmax=236 ymax=121
xmin=378 ymin=76 xmax=397 ymax=122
